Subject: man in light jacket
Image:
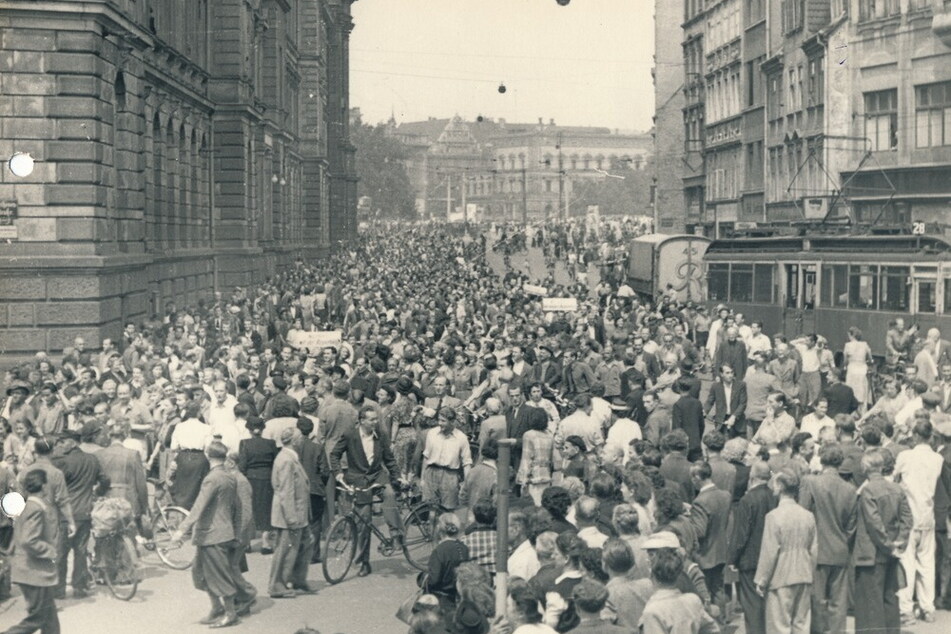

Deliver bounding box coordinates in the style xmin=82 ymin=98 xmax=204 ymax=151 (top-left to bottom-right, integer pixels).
xmin=268 ymin=426 xmax=314 ymax=598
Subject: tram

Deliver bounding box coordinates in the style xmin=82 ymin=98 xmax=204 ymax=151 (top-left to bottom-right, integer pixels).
xmin=626 ymin=234 xmax=710 ymax=303
xmin=702 ymin=234 xmax=951 ymax=357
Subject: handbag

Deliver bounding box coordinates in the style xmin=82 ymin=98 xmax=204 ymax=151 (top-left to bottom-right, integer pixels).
xmin=395 ymin=572 xmax=430 ymax=624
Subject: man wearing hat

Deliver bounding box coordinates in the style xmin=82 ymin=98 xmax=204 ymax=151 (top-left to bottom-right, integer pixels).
xmin=173 ymin=440 xmax=253 ymax=628
xmin=52 ymin=429 xmax=109 ymax=598
xmin=268 ymin=426 xmax=314 ymax=598
xmin=3 ymin=379 xmax=36 ymax=433
xmin=604 ymin=398 xmax=640 ymax=463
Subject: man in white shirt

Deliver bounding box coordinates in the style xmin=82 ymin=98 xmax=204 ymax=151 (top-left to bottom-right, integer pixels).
xmin=792 ymin=334 xmax=822 ymax=408
xmin=746 ymin=321 xmax=772 ymax=360
xmin=507 ymin=509 xmax=540 ymax=581
xmin=604 ymin=399 xmax=641 ymax=464
xmin=206 ymin=381 xmax=239 ymax=429
xmin=894 ymin=381 xmax=929 ymax=429
xmin=558 ymin=394 xmax=604 ymax=453
xmin=589 ymin=384 xmax=613 ymax=433
xmin=574 ymin=496 xmax=609 ymax=548
xmin=800 ymin=397 xmax=835 ymax=440
xmin=894 ymin=420 xmax=946 ymax=623
xmin=735 ymin=313 xmax=753 ymax=345
xmin=420 ymin=409 xmax=472 ymax=511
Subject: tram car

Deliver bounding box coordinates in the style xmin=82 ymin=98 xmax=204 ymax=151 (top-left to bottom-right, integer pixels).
xmin=626 ymin=234 xmax=710 ymax=302
xmin=702 ymin=234 xmax=951 ymax=356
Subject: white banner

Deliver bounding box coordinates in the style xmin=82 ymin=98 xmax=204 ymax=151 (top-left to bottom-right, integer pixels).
xmin=288 ymin=330 xmax=343 ymax=351
xmin=542 ymin=297 xmax=578 ymax=312
xmin=523 ymin=284 xmax=549 ymax=297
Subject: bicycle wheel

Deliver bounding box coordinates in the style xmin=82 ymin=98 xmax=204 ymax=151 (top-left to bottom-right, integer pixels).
xmin=104 ymin=534 xmax=139 ymax=601
xmin=322 ymin=516 xmax=357 ymax=584
xmin=151 ymin=506 xmax=195 ymax=570
xmin=402 ymin=502 xmax=437 ymax=571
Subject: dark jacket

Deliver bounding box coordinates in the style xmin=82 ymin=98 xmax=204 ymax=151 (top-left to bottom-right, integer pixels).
xmin=704 ymin=379 xmax=747 ymax=427
xmin=728 ymin=482 xmax=776 ymax=571
xmin=853 ymin=473 xmax=913 ymax=567
xmin=671 ymin=395 xmax=705 ymax=451
xmin=659 ymin=453 xmax=694 ymax=503
xmin=799 ymin=469 xmax=858 ymax=566
xmin=329 ymin=425 xmax=400 ymax=489
xmin=295 ymin=435 xmax=328 ymax=497
xmin=714 ymin=339 xmax=748 ymax=378
xmin=693 ymin=483 xmax=732 ymax=570
xmin=237 ymin=436 xmax=279 ymax=480
xmin=823 ymin=383 xmax=859 ymax=417
xmin=52 ymin=445 xmax=110 ymax=521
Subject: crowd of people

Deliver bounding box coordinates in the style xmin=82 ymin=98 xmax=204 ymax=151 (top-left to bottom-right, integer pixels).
xmin=0 ymin=220 xmax=950 ymax=634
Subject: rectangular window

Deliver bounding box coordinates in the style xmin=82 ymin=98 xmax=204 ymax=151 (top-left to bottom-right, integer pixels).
xmin=945 ymin=279 xmax=951 ymax=314
xmin=860 ymin=0 xmax=901 ymax=21
xmin=754 ymin=264 xmax=774 ymax=302
xmin=731 ymin=264 xmax=754 ymax=302
xmin=915 ymin=81 xmax=951 ymax=148
xmin=821 ymin=264 xmax=848 ymax=307
xmin=918 ymin=279 xmax=937 ymax=314
xmin=865 ymin=89 xmax=898 ymax=151
xmin=880 ymin=266 xmax=910 ymax=311
xmin=849 ymin=264 xmax=879 ymax=310
xmin=709 ymin=263 xmax=730 ymax=302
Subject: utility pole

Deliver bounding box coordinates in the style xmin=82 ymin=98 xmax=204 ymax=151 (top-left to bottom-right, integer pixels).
xmin=521 ymin=166 xmax=528 ymax=224
xmin=557 ymin=132 xmax=565 ymax=220
xmin=446 ymin=172 xmax=452 ymax=221
xmin=461 ymin=172 xmax=467 ymax=223
xmin=494 ymin=439 xmax=516 ymax=617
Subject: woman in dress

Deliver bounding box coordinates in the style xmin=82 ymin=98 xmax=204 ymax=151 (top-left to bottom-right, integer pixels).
xmin=237 ymin=416 xmax=279 ymax=553
xmin=843 ymin=326 xmax=873 ymax=409
xmin=517 ymin=408 xmax=561 ymax=507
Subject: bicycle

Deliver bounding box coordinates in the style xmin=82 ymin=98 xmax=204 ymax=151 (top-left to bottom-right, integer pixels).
xmin=142 ymin=477 xmax=194 ymax=570
xmin=83 ymin=525 xmax=140 ymax=601
xmin=322 ymin=483 xmax=439 ymax=584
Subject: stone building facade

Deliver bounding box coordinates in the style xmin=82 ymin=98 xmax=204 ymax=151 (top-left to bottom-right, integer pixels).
xmin=0 ymin=0 xmax=356 ymax=360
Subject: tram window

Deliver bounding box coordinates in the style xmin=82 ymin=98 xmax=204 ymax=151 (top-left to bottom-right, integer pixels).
xmin=880 ymin=267 xmax=910 ymax=311
xmin=918 ymin=280 xmax=937 ymax=314
xmin=945 ymin=279 xmax=951 ymax=313
xmin=730 ymin=264 xmax=753 ymax=302
xmin=821 ymin=265 xmax=848 ymax=307
xmin=709 ymin=263 xmax=730 ymax=301
xmin=753 ymin=264 xmax=773 ymax=302
xmin=848 ymin=264 xmax=879 ymax=310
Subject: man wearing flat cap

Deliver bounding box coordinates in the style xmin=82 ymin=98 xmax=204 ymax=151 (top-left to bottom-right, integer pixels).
xmin=52 ymin=429 xmax=109 ymax=598
xmin=268 ymin=426 xmax=314 ymax=598
xmin=3 ymin=379 xmax=36 ymax=433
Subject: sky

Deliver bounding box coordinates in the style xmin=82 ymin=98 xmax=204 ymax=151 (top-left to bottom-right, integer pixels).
xmin=349 ymin=0 xmax=655 ymax=132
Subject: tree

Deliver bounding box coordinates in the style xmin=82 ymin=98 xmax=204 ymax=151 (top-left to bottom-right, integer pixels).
xmin=571 ymin=158 xmax=654 ymax=217
xmin=351 ymin=114 xmax=416 ymax=220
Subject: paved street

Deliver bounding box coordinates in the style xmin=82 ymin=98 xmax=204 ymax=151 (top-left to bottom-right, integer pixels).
xmin=0 ymin=543 xmax=419 ymax=633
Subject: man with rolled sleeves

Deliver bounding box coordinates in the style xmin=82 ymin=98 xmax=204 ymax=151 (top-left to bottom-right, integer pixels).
xmin=853 ymin=450 xmax=912 ymax=633
xmin=7 ymin=470 xmax=60 ymax=634
xmin=798 ymin=444 xmax=857 ymax=634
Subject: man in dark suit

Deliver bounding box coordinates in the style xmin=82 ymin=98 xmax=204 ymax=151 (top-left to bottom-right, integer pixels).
xmin=8 ymin=470 xmax=60 ymax=634
xmin=823 ymin=368 xmax=859 ymax=418
xmin=671 ymin=377 xmax=705 ymax=461
xmin=330 ymin=405 xmax=403 ymax=577
xmin=691 ymin=461 xmax=733 ymax=619
xmin=174 ymin=440 xmax=253 ymax=627
xmin=854 ymin=450 xmax=912 ymax=634
xmin=728 ymin=461 xmax=776 ymax=634
xmin=659 ymin=430 xmax=694 ymax=503
xmin=798 ymin=444 xmax=858 ymax=634
xmin=505 ymin=385 xmax=535 ymax=473
xmin=704 ymin=364 xmax=748 ymax=438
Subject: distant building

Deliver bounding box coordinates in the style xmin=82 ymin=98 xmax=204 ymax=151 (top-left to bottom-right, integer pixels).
xmin=0 ymin=0 xmax=356 ymax=360
xmin=671 ymin=0 xmax=951 ymax=236
xmin=386 ymin=116 xmax=651 ymax=221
